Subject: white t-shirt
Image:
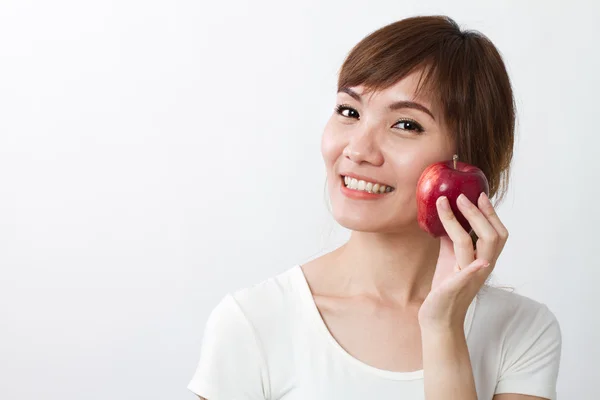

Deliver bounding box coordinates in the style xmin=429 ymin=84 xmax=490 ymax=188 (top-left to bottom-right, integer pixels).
xmin=187 ymin=264 xmax=561 ymax=399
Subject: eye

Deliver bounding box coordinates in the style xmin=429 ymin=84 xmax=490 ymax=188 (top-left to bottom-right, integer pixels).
xmin=393 ymin=119 xmax=424 ymax=134
xmin=334 ymin=104 xmax=359 ymax=119
xmin=334 ymin=105 xmax=425 ymax=134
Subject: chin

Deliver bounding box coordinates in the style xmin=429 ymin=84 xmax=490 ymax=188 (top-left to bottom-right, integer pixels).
xmin=331 ymin=209 xmax=409 ymax=234
xmin=336 ymin=218 xmax=388 ymax=233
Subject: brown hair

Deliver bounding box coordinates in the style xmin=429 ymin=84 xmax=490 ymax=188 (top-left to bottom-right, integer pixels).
xmin=337 ymin=15 xmax=515 ymax=207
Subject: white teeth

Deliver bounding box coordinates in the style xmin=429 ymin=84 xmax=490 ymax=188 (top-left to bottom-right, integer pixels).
xmin=343 ymin=176 xmax=393 ymax=194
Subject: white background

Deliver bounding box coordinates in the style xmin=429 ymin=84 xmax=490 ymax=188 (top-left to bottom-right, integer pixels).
xmin=1 ymin=0 xmax=598 ymax=399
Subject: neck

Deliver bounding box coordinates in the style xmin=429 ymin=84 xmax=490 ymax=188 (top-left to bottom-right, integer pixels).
xmin=327 ymin=226 xmax=441 ymax=305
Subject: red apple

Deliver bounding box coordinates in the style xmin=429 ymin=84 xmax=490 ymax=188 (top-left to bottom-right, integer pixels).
xmin=416 ymin=155 xmax=489 ymax=237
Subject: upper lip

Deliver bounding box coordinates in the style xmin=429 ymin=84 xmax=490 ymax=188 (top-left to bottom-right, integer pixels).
xmin=340 ymin=172 xmax=394 ymax=188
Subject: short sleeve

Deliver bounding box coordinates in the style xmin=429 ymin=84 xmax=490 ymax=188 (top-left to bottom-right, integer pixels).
xmin=495 ymin=305 xmax=562 ymax=399
xmin=187 ymin=293 xmax=270 ymax=400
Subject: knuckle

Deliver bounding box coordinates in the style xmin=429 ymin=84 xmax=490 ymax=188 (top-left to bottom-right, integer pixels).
xmin=457 ymin=235 xmax=473 ymax=249
xmin=461 ymin=202 xmax=476 ymax=214
xmin=484 ymin=207 xmax=497 ymax=218
xmin=482 ymin=233 xmax=499 ymax=245
xmin=441 ymin=208 xmax=456 ymax=221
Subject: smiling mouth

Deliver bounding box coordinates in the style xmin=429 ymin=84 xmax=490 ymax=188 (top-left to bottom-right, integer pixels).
xmin=340 ymin=175 xmax=395 ymax=194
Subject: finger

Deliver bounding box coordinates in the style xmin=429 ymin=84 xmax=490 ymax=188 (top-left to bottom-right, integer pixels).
xmin=441 ymin=258 xmax=491 ymax=293
xmin=436 ymin=196 xmax=475 ymax=269
xmin=431 ymin=236 xmax=463 ymax=292
xmin=438 ymin=236 xmax=458 ymax=275
xmin=455 ymin=258 xmax=492 ymax=291
xmin=456 ymin=193 xmax=498 ymax=264
xmin=477 ymin=192 xmax=509 ymax=259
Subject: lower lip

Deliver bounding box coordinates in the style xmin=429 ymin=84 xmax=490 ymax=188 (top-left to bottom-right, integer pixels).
xmin=339 ymin=176 xmax=393 ymax=200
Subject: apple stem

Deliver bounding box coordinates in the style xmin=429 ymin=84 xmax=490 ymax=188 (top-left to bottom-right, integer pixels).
xmin=453 ymin=154 xmax=458 ymax=170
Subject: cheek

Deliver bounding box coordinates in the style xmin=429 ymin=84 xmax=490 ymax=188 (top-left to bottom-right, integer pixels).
xmin=320 ymin=119 xmax=345 ymax=166
xmin=389 ymin=144 xmax=451 ymax=192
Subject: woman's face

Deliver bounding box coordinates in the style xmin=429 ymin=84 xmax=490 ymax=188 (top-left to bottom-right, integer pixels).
xmin=321 ymin=69 xmax=456 ymax=233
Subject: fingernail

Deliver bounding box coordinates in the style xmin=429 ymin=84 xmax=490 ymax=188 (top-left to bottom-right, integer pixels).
xmin=472 ymin=259 xmax=490 ymax=268
xmin=458 ymin=193 xmax=470 ymax=206
xmin=438 ymin=196 xmax=450 ymax=210
xmin=480 ymin=192 xmax=491 ymax=204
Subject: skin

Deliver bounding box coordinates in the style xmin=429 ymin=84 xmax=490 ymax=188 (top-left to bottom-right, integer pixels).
xmin=302 ymin=67 xmax=545 ymax=400
xmin=196 ymin=68 xmax=544 ymax=400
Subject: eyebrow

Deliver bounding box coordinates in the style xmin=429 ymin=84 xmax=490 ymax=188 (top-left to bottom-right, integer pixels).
xmin=338 ymin=87 xmax=436 ymax=121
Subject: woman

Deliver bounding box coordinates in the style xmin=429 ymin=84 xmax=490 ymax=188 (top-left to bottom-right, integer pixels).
xmin=187 ymin=15 xmax=561 ymax=400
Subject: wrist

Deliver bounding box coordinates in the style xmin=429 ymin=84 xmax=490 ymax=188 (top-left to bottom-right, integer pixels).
xmin=421 ymin=324 xmax=470 ymax=368
xmin=418 ymin=313 xmax=466 ymax=335
xmin=420 ymin=318 xmax=466 ymax=342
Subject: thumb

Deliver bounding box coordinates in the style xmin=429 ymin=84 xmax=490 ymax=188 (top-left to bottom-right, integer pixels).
xmin=453 ymin=258 xmax=490 ymax=288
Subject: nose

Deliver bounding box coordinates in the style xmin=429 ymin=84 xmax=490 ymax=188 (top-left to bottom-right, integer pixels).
xmin=343 ymin=129 xmax=384 ymax=166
